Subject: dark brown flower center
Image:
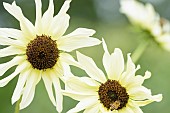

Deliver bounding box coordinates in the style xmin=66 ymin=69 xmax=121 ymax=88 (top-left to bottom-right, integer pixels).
xmin=98 ymin=79 xmax=129 ymax=111
xmin=26 ymin=35 xmax=59 ymax=70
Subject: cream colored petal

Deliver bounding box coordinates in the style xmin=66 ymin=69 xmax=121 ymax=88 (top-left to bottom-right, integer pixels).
xmin=128 ymin=104 xmax=143 ymax=113
xmin=20 ymin=69 xmax=41 ymax=109
xmin=49 ymin=0 xmax=71 ymax=39
xmin=128 ymin=86 xmax=152 ymax=100
xmin=0 ymin=60 xmax=30 ymax=87
xmin=60 ymin=62 xmax=74 ymax=78
xmin=58 ymin=28 xmax=101 ymax=52
xmin=50 ymin=74 xmax=63 ymax=113
xmin=3 ymin=2 xmax=35 ymax=39
xmin=125 ymin=71 xmax=151 ymax=90
xmin=102 ymin=39 xmax=125 ymax=80
xmin=77 ymin=51 xmax=106 ymax=83
xmin=0 ymin=28 xmax=23 ymax=40
xmin=79 ymin=77 xmax=100 ymax=87
xmin=119 ymin=54 xmax=135 ymax=85
xmin=67 ymin=96 xmax=98 ymax=113
xmin=58 ymin=0 xmax=71 ymax=15
xmin=0 ymin=46 xmax=25 ymax=58
xmin=132 ymin=107 xmax=143 ymax=113
xmin=134 ymin=94 xmax=162 ymax=106
xmin=124 ymin=54 xmax=135 ymax=77
xmin=41 ymin=0 xmax=54 ymax=34
xmin=42 ymin=71 xmax=56 ymax=106
xmin=63 ymin=90 xmax=96 ymax=101
xmin=52 ymin=60 xmax=64 ymax=78
xmin=12 ymin=69 xmax=31 ymax=104
xmin=35 ymin=0 xmax=42 ymax=34
xmin=0 ymin=56 xmax=25 ymax=76
xmin=0 ymin=36 xmax=25 ymax=47
xmin=108 ymin=48 xmax=124 ymax=80
xmin=50 ymin=14 xmax=70 ymax=39
xmin=127 ymin=100 xmax=143 ymax=113
xmin=118 ymin=106 xmax=134 ymax=113
xmin=128 ymin=85 xmax=163 ymax=105
xmin=59 ymin=53 xmax=80 ymax=67
xmin=83 ymin=103 xmax=100 ymax=113
xmin=63 ymin=28 xmax=96 ymax=37
xmin=65 ymin=76 xmax=99 ymax=94
xmin=102 ymin=38 xmax=112 ymax=77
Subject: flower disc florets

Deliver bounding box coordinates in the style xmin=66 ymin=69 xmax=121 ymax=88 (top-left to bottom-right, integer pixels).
xmin=98 ymin=79 xmax=129 ymax=111
xmin=26 ymin=35 xmax=59 ymax=70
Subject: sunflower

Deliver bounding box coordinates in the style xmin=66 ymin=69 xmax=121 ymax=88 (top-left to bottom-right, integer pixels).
xmin=63 ymin=39 xmax=162 ymax=113
xmin=120 ymin=0 xmax=170 ymax=51
xmin=0 ymin=0 xmax=101 ymax=112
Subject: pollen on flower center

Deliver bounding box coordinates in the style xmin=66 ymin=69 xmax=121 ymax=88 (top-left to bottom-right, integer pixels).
xmin=98 ymin=79 xmax=129 ymax=111
xmin=26 ymin=35 xmax=59 ymax=70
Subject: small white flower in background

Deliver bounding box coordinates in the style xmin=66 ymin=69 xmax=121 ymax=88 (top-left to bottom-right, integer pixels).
xmin=63 ymin=39 xmax=162 ymax=113
xmin=0 ymin=0 xmax=101 ymax=112
xmin=120 ymin=0 xmax=159 ymax=33
xmin=120 ymin=0 xmax=170 ymax=51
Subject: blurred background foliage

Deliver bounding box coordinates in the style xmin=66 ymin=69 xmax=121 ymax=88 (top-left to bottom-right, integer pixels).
xmin=0 ymin=0 xmax=170 ymax=113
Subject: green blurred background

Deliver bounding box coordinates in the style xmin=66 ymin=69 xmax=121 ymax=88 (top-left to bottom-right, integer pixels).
xmin=0 ymin=0 xmax=170 ymax=113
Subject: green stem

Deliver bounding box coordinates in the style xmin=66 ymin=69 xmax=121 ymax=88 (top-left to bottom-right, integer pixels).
xmin=131 ymin=40 xmax=150 ymax=63
xmin=14 ymin=98 xmax=21 ymax=113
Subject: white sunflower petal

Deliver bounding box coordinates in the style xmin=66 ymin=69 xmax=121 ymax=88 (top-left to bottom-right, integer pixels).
xmin=83 ymin=103 xmax=100 ymax=113
xmin=134 ymin=94 xmax=162 ymax=106
xmin=3 ymin=2 xmax=35 ymax=39
xmin=67 ymin=96 xmax=98 ymax=113
xmin=119 ymin=54 xmax=136 ymax=86
xmin=124 ymin=54 xmax=136 ymax=77
xmin=42 ymin=71 xmax=56 ymax=106
xmin=51 ymin=14 xmax=70 ymax=39
xmin=118 ymin=106 xmax=134 ymax=113
xmin=131 ymin=107 xmax=143 ymax=113
xmin=59 ymin=53 xmax=80 ymax=67
xmin=12 ymin=69 xmax=31 ymax=104
xmin=108 ymin=48 xmax=124 ymax=80
xmin=102 ymin=39 xmax=125 ymax=80
xmin=58 ymin=28 xmax=101 ymax=52
xmin=0 ymin=61 xmax=30 ymax=87
xmin=49 ymin=0 xmax=71 ymax=39
xmin=35 ymin=0 xmax=42 ymax=34
xmin=79 ymin=77 xmax=100 ymax=87
xmin=63 ymin=90 xmax=95 ymax=101
xmin=20 ymin=69 xmax=41 ymax=109
xmin=0 ymin=28 xmax=23 ymax=40
xmin=126 ymin=71 xmax=151 ymax=89
xmin=0 ymin=56 xmax=25 ymax=76
xmin=20 ymin=86 xmax=35 ymax=110
xmin=65 ymin=76 xmax=99 ymax=94
xmin=102 ymin=38 xmax=112 ymax=76
xmin=50 ymin=74 xmax=63 ymax=113
xmin=58 ymin=0 xmax=71 ymax=15
xmin=0 ymin=46 xmax=25 ymax=58
xmin=120 ymin=65 xmax=140 ymax=87
xmin=60 ymin=62 xmax=74 ymax=77
xmin=128 ymin=86 xmax=152 ymax=100
xmin=77 ymin=51 xmax=107 ymax=83
xmin=41 ymin=0 xmax=54 ymax=34
xmin=0 ymin=36 xmax=25 ymax=47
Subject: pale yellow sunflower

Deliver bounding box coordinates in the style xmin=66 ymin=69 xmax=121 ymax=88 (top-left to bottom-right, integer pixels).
xmin=120 ymin=0 xmax=170 ymax=51
xmin=0 ymin=0 xmax=101 ymax=112
xmin=63 ymin=39 xmax=162 ymax=113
